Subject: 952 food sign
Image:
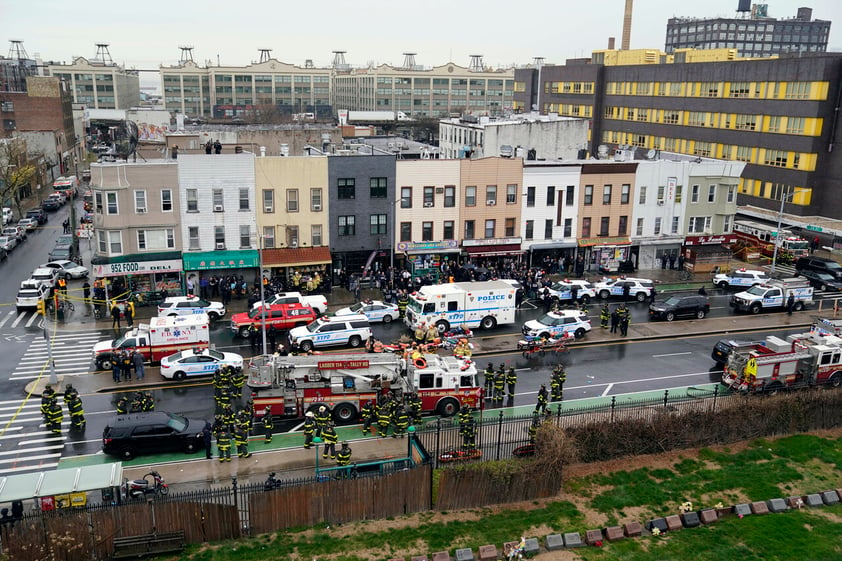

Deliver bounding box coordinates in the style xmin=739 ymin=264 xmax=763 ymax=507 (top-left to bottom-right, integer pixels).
xmin=94 ymin=259 xmax=183 ymax=277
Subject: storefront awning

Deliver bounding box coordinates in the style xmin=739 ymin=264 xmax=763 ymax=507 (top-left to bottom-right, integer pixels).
xmin=683 ymin=234 xmax=738 ymax=246
xmin=183 ymin=249 xmax=259 ymax=271
xmin=578 ymin=236 xmax=631 ymax=247
xmin=261 ymin=246 xmax=332 ymax=267
xmin=464 ymin=244 xmax=523 ymax=257
xmin=527 ymin=241 xmax=578 ymax=251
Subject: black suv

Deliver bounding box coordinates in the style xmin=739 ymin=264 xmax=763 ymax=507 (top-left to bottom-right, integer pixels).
xmin=26 ymin=208 xmax=48 ymax=225
xmin=798 ymin=269 xmax=842 ymax=291
xmin=649 ymin=294 xmax=710 ymax=321
xmin=102 ymin=411 xmax=206 ymax=460
xmin=795 ymin=256 xmax=842 ymax=281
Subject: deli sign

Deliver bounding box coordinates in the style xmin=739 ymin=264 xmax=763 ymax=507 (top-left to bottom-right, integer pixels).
xmin=94 ymin=259 xmax=183 ymax=277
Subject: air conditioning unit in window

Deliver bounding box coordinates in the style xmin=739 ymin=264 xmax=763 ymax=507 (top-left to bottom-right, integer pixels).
xmin=656 ymin=199 xmax=665 ymax=206
xmin=214 ymin=205 xmax=224 ymax=212
xmin=486 ymin=200 xmax=496 ymax=206
xmin=264 ymin=206 xmax=273 ymax=213
xmin=136 ymin=207 xmax=146 ymax=213
xmin=291 ymin=240 xmax=298 ymax=248
xmin=312 ymin=204 xmax=322 ymax=211
xmin=215 ymin=243 xmax=225 ymax=250
xmin=423 ymin=202 xmax=434 ymax=208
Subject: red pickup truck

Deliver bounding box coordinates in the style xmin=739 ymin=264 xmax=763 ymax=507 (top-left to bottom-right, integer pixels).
xmin=230 ymin=302 xmax=316 ymax=338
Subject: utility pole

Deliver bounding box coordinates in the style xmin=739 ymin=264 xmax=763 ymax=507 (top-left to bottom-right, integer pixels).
xmin=770 ymin=188 xmax=793 ymax=275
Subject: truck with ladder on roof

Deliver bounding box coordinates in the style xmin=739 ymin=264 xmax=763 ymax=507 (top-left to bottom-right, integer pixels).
xmin=246 ymin=352 xmax=482 ymax=423
xmin=721 ymin=331 xmax=842 ymax=394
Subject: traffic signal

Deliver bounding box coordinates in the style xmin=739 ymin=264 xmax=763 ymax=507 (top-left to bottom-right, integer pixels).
xmin=36 ymin=300 xmax=46 ymax=316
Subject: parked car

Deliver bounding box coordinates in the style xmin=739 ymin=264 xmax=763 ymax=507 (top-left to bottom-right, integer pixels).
xmin=48 ymin=244 xmax=79 ymax=262
xmin=29 ymin=266 xmax=59 ymax=291
xmin=288 ymin=314 xmax=372 ymax=352
xmin=16 ymin=280 xmax=49 ymax=313
xmin=0 ymin=236 xmax=17 ymax=252
xmin=798 ymin=270 xmax=842 ymax=292
xmin=101 ymin=411 xmax=206 ymax=460
xmin=26 ymin=208 xmax=48 ymax=224
xmin=17 ymin=218 xmax=38 ymax=232
xmin=593 ymin=277 xmax=655 ymax=301
xmin=334 ymin=299 xmax=400 ymax=323
xmin=2 ymin=225 xmax=26 ymax=242
xmin=795 ymin=256 xmax=842 ymax=282
xmin=545 ymin=280 xmax=597 ymax=304
xmin=160 ymin=348 xmax=244 ymax=380
xmin=41 ymin=260 xmax=89 ymax=279
xmin=157 ymin=295 xmax=226 ymax=321
xmin=649 ymin=294 xmax=711 ymax=321
xmin=521 ymin=309 xmax=592 ymax=339
xmin=230 ymin=303 xmax=317 ymax=338
xmin=41 ymin=198 xmax=61 ymax=212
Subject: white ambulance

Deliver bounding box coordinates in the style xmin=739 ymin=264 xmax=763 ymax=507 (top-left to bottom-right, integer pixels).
xmin=404 ymin=280 xmax=517 ymax=333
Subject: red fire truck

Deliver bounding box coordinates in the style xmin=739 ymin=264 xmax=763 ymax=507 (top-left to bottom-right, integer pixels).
xmin=732 ymin=220 xmax=809 ymax=261
xmin=247 ymin=352 xmax=482 ymax=422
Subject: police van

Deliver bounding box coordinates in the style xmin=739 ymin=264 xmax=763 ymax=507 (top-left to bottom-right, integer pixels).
xmin=404 ymin=280 xmax=517 ymax=333
xmin=288 ymin=314 xmax=372 ymax=353
xmin=712 ymin=268 xmax=769 ymax=289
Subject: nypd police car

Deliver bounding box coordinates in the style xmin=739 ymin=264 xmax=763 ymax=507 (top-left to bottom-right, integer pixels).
xmin=593 ymin=277 xmax=655 ymax=302
xmin=522 ymin=310 xmax=592 ymax=339
xmin=712 ymin=268 xmax=769 ymax=289
xmin=157 ymin=295 xmax=226 ymax=321
xmin=159 ymin=348 xmax=243 ymax=380
xmin=288 ymin=314 xmax=372 ymax=352
xmin=546 ymin=279 xmax=596 ymax=303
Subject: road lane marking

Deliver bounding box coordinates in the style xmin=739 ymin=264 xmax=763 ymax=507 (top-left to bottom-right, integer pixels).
xmin=25 ymin=314 xmax=40 ymax=328
xmin=652 ymin=352 xmax=693 ymax=358
xmin=601 ymin=383 xmax=614 ymax=397
xmin=10 ymin=314 xmax=27 ymax=328
xmin=0 ymin=449 xmax=62 ymax=460
xmin=0 ymin=312 xmax=12 ymax=329
xmin=0 ymin=462 xmax=59 ymax=475
xmin=16 ymin=439 xmax=66 ymax=448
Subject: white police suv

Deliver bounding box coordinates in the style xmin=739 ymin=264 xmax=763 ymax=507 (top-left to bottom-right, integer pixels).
xmin=712 ymin=268 xmax=769 ymax=289
xmin=288 ymin=314 xmax=372 ymax=352
xmin=522 ymin=310 xmax=592 ymax=339
xmin=593 ymin=277 xmax=654 ymax=302
xmin=157 ymin=295 xmax=226 ymax=322
xmin=546 ymin=279 xmax=597 ymax=303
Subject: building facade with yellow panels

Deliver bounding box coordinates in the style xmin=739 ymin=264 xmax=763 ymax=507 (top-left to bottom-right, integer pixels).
xmin=514 ymin=52 xmax=842 ymax=219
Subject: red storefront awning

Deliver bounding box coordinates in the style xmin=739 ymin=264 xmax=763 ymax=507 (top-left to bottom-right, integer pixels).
xmin=261 ymin=246 xmax=332 ymax=267
xmin=464 ymin=244 xmax=523 ymax=257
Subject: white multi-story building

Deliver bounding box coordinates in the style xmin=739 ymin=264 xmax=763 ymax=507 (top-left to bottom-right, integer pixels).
xmin=522 ymin=162 xmax=582 ymax=265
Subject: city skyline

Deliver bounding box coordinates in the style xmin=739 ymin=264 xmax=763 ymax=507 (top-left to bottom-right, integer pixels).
xmin=8 ymin=0 xmax=840 ymax=76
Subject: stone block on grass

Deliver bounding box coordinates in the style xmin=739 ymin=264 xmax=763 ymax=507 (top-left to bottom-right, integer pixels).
xmin=767 ymin=498 xmax=788 ymax=513
xmin=750 ymin=501 xmax=769 ymax=515
xmin=623 ymin=521 xmax=643 ymax=537
xmin=804 ymin=494 xmax=823 ymax=507
xmin=604 ymin=526 xmax=624 ymax=541
xmin=681 ymin=511 xmax=701 ymax=528
xmin=699 ymin=509 xmax=719 ymax=524
xmin=644 ymin=518 xmax=668 ymax=533
xmin=523 ymin=538 xmax=540 ymax=557
xmin=585 ymin=529 xmax=603 ymax=546
xmin=665 ymin=515 xmax=682 ymax=531
xmin=388 ymin=558 xmax=405 ymax=561
xmin=786 ymin=496 xmax=805 ymax=509
xmin=733 ymin=503 xmax=751 ymax=517
xmin=432 ymin=552 xmax=450 ymax=561
xmin=563 ymin=532 xmax=584 ymax=548
xmin=454 ymin=548 xmax=473 ymax=561
xmin=545 ymin=534 xmax=564 ymax=551
xmin=477 ymin=545 xmax=497 ymax=561
xmin=821 ymin=490 xmax=840 ymax=505
xmin=412 ymin=557 xmax=429 ymax=561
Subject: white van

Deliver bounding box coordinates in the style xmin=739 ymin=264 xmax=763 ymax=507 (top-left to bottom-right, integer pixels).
xmin=1 ymin=208 xmax=12 ymax=226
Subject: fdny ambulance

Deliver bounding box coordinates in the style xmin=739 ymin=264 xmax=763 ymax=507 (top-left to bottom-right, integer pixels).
xmin=404 ymin=280 xmax=517 ymax=334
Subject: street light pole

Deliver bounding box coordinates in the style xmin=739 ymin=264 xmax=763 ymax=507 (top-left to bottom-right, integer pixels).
xmin=770 ymin=188 xmax=792 ymax=275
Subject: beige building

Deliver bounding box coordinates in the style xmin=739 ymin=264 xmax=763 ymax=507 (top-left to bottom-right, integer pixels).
xmin=47 ymin=57 xmax=140 ymax=110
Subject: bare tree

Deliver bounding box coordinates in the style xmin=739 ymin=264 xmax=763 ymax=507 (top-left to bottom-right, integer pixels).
xmin=0 ymin=138 xmax=37 ymax=219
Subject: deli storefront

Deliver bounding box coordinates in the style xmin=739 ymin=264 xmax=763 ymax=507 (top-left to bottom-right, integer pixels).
xmin=577 ymin=237 xmax=632 ymax=274
xmin=683 ymin=234 xmax=738 ymax=273
xmin=91 ymin=251 xmax=184 ymax=300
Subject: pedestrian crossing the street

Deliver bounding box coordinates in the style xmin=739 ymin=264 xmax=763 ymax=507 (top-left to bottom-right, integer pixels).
xmin=0 ymin=397 xmax=66 ymax=476
xmin=0 ymin=308 xmax=44 ymax=330
xmin=9 ymin=330 xmax=100 ymax=381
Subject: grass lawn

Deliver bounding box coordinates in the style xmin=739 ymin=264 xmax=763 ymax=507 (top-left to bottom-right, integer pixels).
xmin=173 ymin=432 xmax=842 ymax=561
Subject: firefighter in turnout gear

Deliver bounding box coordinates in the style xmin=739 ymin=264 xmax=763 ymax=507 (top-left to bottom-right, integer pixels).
xmin=397 ymin=291 xmax=409 ymax=319
xmin=493 ymin=366 xmax=506 ymax=402
xmin=303 ymin=411 xmax=316 ymax=448
xmin=48 ymin=400 xmax=63 ymax=434
xmin=551 ymin=365 xmax=567 ymax=401
xmin=141 ymin=391 xmax=154 ymax=412
xmin=234 ymin=426 xmax=251 ymax=458
xmin=483 ymin=363 xmax=495 ymax=398
xmin=116 ymin=395 xmax=129 ymax=415
xmin=66 ymin=394 xmax=86 ymax=430
xmin=393 ymin=405 xmax=410 ymax=437
xmin=458 ymin=404 xmax=472 ymax=432
xmin=321 ymin=422 xmax=338 ymax=459
xmin=41 ymin=385 xmax=56 ymax=420
xmin=336 ymin=441 xmax=352 ymax=466
xmin=408 ymin=393 xmax=423 ymax=424
xmin=361 ymin=400 xmax=375 ymax=434
xmin=600 ymin=304 xmax=610 ymax=329
xmin=377 ymin=400 xmax=392 ymax=437
xmin=461 ymin=416 xmax=477 ymax=451
xmin=236 ymin=408 xmax=252 ymax=434
xmin=535 ymin=384 xmax=549 ymax=414
xmin=230 ymin=367 xmax=245 ymax=399
xmin=528 ymin=412 xmax=540 ymax=445
xmin=506 ymin=367 xmax=517 ymax=399
xmin=314 ymin=405 xmax=331 ymax=436
xmin=216 ymin=428 xmax=232 ymax=462
xmin=262 ymin=407 xmax=273 ymax=443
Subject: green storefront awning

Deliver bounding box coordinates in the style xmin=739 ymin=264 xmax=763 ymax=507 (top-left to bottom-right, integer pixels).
xmin=183 ymin=250 xmax=259 ymax=271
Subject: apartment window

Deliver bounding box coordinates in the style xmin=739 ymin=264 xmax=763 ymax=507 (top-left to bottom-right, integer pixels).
xmin=401 ymin=187 xmax=412 ymax=208
xmin=97 ymin=230 xmax=122 ymax=254
xmin=675 ymin=185 xmax=683 ymax=203
xmin=212 ymin=189 xmax=223 ymax=211
xmin=506 ymin=184 xmax=517 ymax=204
xmin=106 ymin=192 xmax=118 ymax=215
xmin=671 ymin=216 xmax=680 ymax=234
xmin=525 ymin=220 xmax=534 ymax=240
xmin=137 ymin=228 xmax=175 ymax=250
xmin=786 ymin=117 xmax=805 ymax=134
xmin=262 ymin=189 xmax=274 ymax=212
xmin=618 ymin=216 xmax=628 ymax=236
xmin=526 ymin=186 xmax=536 ymax=207
xmin=214 ymin=226 xmax=225 ymax=247
xmin=311 ymin=188 xmax=323 ymax=211
xmin=161 ymin=189 xmax=172 ymax=212
xmin=238 ymin=188 xmax=249 ymax=211
xmin=621 ymin=184 xmax=630 ymax=204
xmin=421 ymin=221 xmax=433 ymax=241
xmin=262 ymin=226 xmax=275 ymax=248
xmin=736 ymin=146 xmax=753 ymax=163
xmin=286 ymin=226 xmax=298 ymax=247
xmin=188 ymin=226 xmax=200 ymax=250
xmin=134 ymin=190 xmax=147 ymax=213
xmin=727 ymin=186 xmax=736 ymax=203
xmin=444 ymin=186 xmax=455 ymax=207
xmin=582 ymin=217 xmax=591 ymax=237
xmin=370 ymin=177 xmax=387 ymax=198
xmin=691 ymin=184 xmax=700 ymax=203
xmin=239 ymin=225 xmax=250 ymax=249
xmin=282 ymin=188 xmax=298 ymax=212
xmin=338 ymin=215 xmax=355 ymax=236
xmin=546 ymin=186 xmax=555 ymax=206
xmin=636 ymin=217 xmax=644 ymax=236
xmin=638 ymin=186 xmax=647 ymax=204
xmin=311 ymin=225 xmax=322 ymax=246
xmin=654 ymin=217 xmax=662 ymax=235
xmin=423 ymin=186 xmax=435 ymax=207
xmin=543 ymin=219 xmax=552 ymax=239
xmin=465 ymin=186 xmax=476 ymax=207
xmin=723 ymin=215 xmax=732 ymax=233
xmin=563 ymin=218 xmax=572 ymax=238
xmin=506 ymin=218 xmax=516 ymax=237
xmin=464 ymin=220 xmax=475 ymax=240
xmin=599 ymin=217 xmax=610 ymax=236
xmin=688 ymin=216 xmax=712 ymax=233
xmin=370 ymin=214 xmax=387 ymax=235
xmin=603 ymin=185 xmax=612 ymax=205
xmin=443 ymin=220 xmax=454 ymax=240
xmin=484 ymin=219 xmax=495 ymax=238
xmin=486 ymin=185 xmax=497 ymax=205
xmin=338 ymin=178 xmax=355 ymax=199
xmin=565 ymin=186 xmax=575 ymax=206
xmin=584 ymin=185 xmax=593 ymax=205
xmin=707 ymin=184 xmax=716 ymax=203
xmin=764 ymin=149 xmax=788 ymax=167
xmin=400 ymin=222 xmax=412 ymax=242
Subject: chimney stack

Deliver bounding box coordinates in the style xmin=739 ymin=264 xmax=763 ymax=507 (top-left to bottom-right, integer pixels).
xmin=621 ymin=0 xmax=633 ymax=50
xmin=608 ymin=37 xmax=616 ymax=50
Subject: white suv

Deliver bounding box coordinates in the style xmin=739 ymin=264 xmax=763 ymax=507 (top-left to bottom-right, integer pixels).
xmin=30 ymin=267 xmax=59 ymax=292
xmin=16 ymin=280 xmax=49 ymax=312
xmin=288 ymin=314 xmax=372 ymax=352
xmin=522 ymin=310 xmax=592 ymax=339
xmin=157 ymin=296 xmax=226 ymax=321
xmin=545 ymin=280 xmax=597 ymax=303
xmin=593 ymin=277 xmax=655 ymax=302
xmin=713 ymin=269 xmax=769 ymax=289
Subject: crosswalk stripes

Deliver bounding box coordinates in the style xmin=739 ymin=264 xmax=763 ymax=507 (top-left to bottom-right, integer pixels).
xmin=0 ymin=399 xmax=64 ymax=475
xmin=8 ymin=330 xmax=101 ymax=381
xmin=0 ymin=308 xmax=43 ymax=330
xmin=761 ymin=263 xmax=797 ymax=276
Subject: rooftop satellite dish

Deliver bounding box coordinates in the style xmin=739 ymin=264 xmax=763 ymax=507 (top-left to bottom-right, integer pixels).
xmin=646 ymin=149 xmax=657 ymax=160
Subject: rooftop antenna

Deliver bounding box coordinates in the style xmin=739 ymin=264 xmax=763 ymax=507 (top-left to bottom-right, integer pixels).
xmin=468 ymin=54 xmax=485 ymax=72
xmin=8 ymin=39 xmax=28 ymax=60
xmin=179 ymin=45 xmax=195 ymax=64
xmin=258 ymin=48 xmax=272 ymax=63
xmin=332 ymin=50 xmax=348 ymax=68
xmin=532 ymin=56 xmax=544 ymax=68
xmin=93 ymin=43 xmax=113 ymax=64
xmin=304 ymin=59 xmax=314 ymax=68
xmin=402 ymin=52 xmax=417 ymax=70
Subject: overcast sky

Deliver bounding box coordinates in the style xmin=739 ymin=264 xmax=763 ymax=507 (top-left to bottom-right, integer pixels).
xmin=6 ymin=0 xmax=841 ymax=82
